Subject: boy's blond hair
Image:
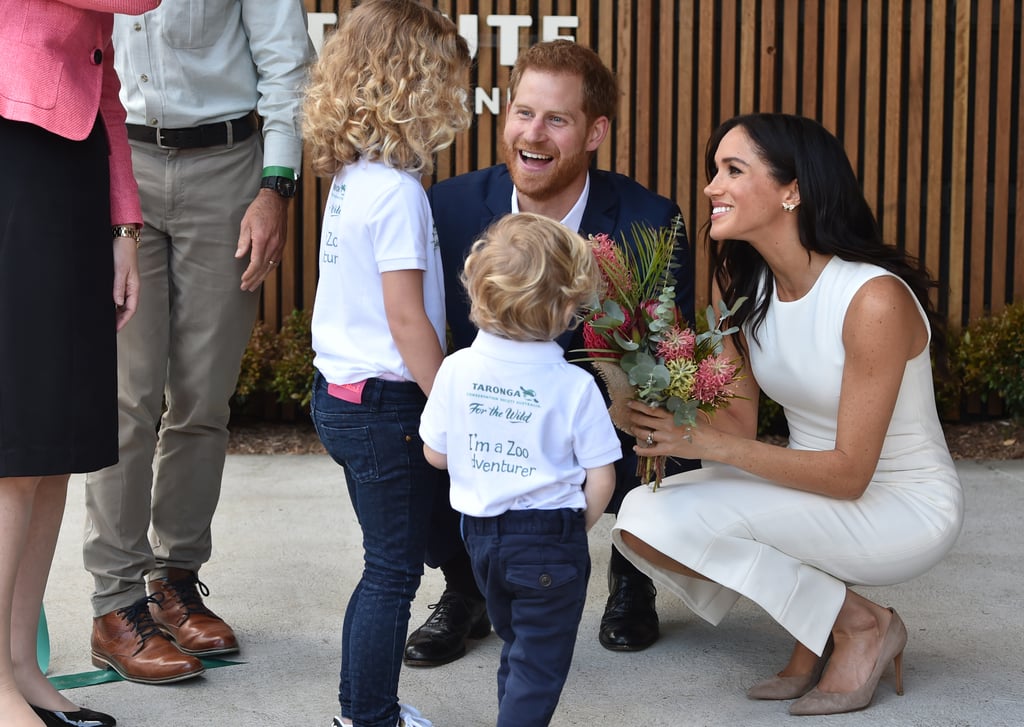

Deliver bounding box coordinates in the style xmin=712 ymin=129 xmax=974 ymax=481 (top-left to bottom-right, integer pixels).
xmin=463 ymin=213 xmax=599 ymax=342
xmin=303 ymin=0 xmax=472 ymax=177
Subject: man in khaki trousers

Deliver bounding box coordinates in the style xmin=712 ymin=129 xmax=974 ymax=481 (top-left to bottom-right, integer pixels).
xmin=84 ymin=0 xmax=313 ymax=684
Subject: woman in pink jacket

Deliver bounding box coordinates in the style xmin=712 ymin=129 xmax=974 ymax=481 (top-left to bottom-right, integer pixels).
xmin=0 ymin=2 xmax=158 ymax=725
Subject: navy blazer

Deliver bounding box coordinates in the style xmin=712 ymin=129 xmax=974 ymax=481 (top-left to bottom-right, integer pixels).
xmin=429 ymin=164 xmax=695 ymax=352
xmin=428 ymin=164 xmax=699 ymax=504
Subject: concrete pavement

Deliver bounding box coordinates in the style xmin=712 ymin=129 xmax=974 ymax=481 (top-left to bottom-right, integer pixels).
xmin=44 ymin=457 xmax=1024 ymax=726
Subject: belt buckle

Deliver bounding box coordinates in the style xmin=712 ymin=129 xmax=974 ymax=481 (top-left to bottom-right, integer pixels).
xmin=154 ymin=127 xmax=176 ymax=150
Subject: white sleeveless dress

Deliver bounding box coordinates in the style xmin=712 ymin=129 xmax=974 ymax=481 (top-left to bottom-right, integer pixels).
xmin=611 ymin=257 xmax=964 ymax=654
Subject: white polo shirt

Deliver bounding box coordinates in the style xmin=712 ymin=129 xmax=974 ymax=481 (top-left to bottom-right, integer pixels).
xmin=311 ymin=159 xmax=445 ymax=385
xmin=421 ymin=331 xmax=621 ymax=517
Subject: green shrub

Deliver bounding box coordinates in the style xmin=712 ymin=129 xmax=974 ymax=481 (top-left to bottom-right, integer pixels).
xmin=269 ymin=309 xmax=315 ymax=407
xmin=234 ymin=309 xmax=315 ymax=410
xmin=236 ymin=302 xmax=1024 ymax=426
xmin=235 ymin=320 xmax=276 ymax=402
xmin=933 ymin=336 xmax=964 ymax=419
xmin=757 ymin=392 xmax=788 ymax=438
xmin=952 ymin=300 xmax=1024 ymax=421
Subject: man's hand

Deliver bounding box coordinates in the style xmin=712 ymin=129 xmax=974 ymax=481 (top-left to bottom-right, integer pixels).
xmin=236 ymin=188 xmax=290 ymax=292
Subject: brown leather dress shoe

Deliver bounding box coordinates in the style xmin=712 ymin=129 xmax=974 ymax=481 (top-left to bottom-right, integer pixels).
xmin=147 ymin=568 xmax=239 ymax=656
xmin=91 ymin=596 xmax=205 ymax=684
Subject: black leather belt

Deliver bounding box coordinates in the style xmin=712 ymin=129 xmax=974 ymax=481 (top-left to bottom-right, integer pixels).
xmin=125 ymin=112 xmax=257 ymax=149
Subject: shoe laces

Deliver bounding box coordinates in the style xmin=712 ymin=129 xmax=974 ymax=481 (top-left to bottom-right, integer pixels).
xmin=159 ymin=573 xmax=215 ymax=617
xmin=116 ymin=596 xmax=164 ymax=644
xmin=424 ymin=591 xmax=465 ymax=624
xmin=607 ymin=580 xmax=655 ymax=610
xmin=398 ymin=703 xmax=433 ymax=727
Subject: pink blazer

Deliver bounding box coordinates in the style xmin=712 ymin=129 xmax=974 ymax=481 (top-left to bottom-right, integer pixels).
xmin=0 ymin=0 xmax=160 ymax=224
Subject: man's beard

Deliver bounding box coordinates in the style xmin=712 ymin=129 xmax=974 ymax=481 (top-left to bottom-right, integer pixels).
xmin=502 ymin=138 xmax=592 ymax=203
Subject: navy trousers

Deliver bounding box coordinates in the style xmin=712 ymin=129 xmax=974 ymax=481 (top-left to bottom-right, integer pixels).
xmin=463 ymin=508 xmax=590 ymax=727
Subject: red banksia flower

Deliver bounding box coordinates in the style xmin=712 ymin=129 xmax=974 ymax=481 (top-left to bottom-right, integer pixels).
xmin=582 ymin=321 xmax=620 ymax=360
xmin=657 ymin=326 xmax=696 ymax=361
xmin=591 ymin=233 xmax=633 ymax=298
xmin=694 ymin=355 xmax=738 ymax=404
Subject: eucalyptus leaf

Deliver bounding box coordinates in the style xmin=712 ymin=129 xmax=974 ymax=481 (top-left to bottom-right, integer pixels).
xmin=671 ymin=398 xmax=699 ymax=426
xmin=604 ymin=299 xmax=625 ymax=317
xmin=622 ymin=350 xmax=657 ymax=369
xmin=589 ymin=317 xmax=622 ymax=331
xmin=612 ymin=330 xmax=640 ymax=351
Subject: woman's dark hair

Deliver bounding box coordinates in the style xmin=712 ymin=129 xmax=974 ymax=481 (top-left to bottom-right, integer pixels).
xmin=704 ymin=113 xmax=946 ymax=368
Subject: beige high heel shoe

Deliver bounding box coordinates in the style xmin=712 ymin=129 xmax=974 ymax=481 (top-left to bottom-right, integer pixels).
xmin=789 ymin=608 xmax=907 ymax=716
xmin=746 ymin=636 xmax=834 ymax=700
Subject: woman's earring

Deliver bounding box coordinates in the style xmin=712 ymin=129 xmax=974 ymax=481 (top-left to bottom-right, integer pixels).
xmin=782 ymin=201 xmax=797 ymax=212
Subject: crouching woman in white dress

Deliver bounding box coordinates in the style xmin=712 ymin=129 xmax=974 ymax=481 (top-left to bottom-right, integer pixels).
xmin=613 ymin=113 xmax=963 ymax=717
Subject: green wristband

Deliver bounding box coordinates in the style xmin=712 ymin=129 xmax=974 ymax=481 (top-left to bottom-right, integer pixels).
xmin=262 ymin=165 xmax=296 ymax=180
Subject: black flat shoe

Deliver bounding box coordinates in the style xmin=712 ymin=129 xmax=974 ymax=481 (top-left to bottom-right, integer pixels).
xmin=599 ymin=571 xmax=659 ymax=651
xmin=403 ymin=589 xmax=490 ymax=667
xmin=31 ymin=705 xmax=116 ymax=727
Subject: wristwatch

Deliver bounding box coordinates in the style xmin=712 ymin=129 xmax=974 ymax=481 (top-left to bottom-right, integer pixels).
xmin=260 ymin=166 xmax=297 ymax=198
xmin=260 ymin=175 xmax=297 ymax=198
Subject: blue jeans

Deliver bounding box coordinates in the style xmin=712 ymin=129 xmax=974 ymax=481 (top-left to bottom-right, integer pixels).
xmin=463 ymin=508 xmax=590 ymax=727
xmin=311 ymin=372 xmax=445 ymax=727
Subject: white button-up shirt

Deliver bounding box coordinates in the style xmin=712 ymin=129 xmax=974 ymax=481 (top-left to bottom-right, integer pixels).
xmin=112 ymin=0 xmax=314 ymax=171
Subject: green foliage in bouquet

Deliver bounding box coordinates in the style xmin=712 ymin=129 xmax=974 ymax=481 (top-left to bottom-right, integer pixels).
xmin=575 ymin=220 xmax=747 ymax=427
xmin=950 ymin=300 xmax=1024 ymax=421
xmin=235 ymin=309 xmax=315 ymax=409
xmin=573 ymin=220 xmax=745 ymax=489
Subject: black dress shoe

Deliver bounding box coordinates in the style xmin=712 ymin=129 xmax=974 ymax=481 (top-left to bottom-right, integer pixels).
xmin=599 ymin=571 xmax=659 ymax=651
xmin=404 ymin=590 xmax=490 ymax=667
xmin=31 ymin=705 xmax=116 ymax=727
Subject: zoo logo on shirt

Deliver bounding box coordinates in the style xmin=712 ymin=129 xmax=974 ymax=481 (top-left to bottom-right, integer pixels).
xmin=467 ymin=382 xmax=539 ymax=424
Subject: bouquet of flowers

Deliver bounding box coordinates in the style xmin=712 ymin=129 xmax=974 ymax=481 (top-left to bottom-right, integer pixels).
xmin=573 ymin=219 xmax=746 ymax=490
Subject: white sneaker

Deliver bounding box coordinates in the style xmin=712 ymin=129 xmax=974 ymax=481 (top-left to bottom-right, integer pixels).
xmin=331 ymin=718 xmax=347 ymax=727
xmin=398 ymin=703 xmax=433 ymax=727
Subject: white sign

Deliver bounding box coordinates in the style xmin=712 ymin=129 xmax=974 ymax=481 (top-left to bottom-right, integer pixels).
xmin=307 ymin=13 xmax=582 ymax=115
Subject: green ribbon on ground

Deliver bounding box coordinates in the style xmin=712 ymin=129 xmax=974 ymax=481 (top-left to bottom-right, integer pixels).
xmin=47 ymin=658 xmax=244 ymax=691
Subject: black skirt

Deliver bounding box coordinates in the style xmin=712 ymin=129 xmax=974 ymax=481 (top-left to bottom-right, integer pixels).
xmin=0 ymin=115 xmax=118 ymax=476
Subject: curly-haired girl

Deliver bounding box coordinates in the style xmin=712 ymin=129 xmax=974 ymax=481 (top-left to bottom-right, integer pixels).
xmin=302 ymin=3 xmax=471 ymax=726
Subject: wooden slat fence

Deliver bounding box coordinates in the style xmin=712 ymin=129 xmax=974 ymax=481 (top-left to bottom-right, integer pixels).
xmin=265 ymin=0 xmax=1021 ymax=338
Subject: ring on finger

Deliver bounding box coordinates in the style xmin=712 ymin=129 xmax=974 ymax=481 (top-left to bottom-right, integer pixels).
xmin=645 ymin=432 xmax=655 ymax=446
xmin=268 ymin=259 xmax=278 ymax=266
xmin=683 ymin=427 xmax=693 ymax=443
